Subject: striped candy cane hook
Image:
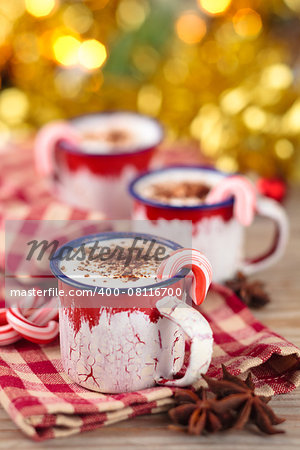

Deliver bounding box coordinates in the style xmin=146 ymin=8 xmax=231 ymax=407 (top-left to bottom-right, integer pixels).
xmin=0 ymin=291 xmax=41 ymax=346
xmin=157 ymin=249 xmax=212 ymax=305
xmin=6 ymin=305 xmax=59 ymax=345
xmin=0 ymin=294 xmax=59 ymax=346
xmin=206 ymin=175 xmax=257 ymax=226
xmin=34 ymin=121 xmax=81 ymax=176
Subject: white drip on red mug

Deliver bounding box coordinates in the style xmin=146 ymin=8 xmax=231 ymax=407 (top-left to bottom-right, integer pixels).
xmin=129 ymin=166 xmax=289 ymax=282
xmin=34 ymin=112 xmax=164 ymax=219
xmin=50 ymin=232 xmax=213 ymax=393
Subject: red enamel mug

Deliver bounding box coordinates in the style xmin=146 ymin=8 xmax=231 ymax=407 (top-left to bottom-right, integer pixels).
xmin=50 ymin=232 xmax=213 ymax=393
xmin=129 ymin=166 xmax=289 ymax=282
xmin=35 ymin=112 xmax=163 ymax=219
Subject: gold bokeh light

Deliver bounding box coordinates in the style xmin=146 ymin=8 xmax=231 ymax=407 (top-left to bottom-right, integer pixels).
xmin=175 ymin=12 xmax=207 ymax=45
xmin=216 ymin=155 xmax=238 ymax=172
xmin=198 ymin=0 xmax=232 ymax=15
xmin=261 ymin=64 xmax=293 ymax=90
xmin=275 ymin=139 xmax=294 ymax=159
xmin=221 ymin=88 xmax=249 ymax=115
xmin=138 ymin=85 xmax=162 ymax=115
xmin=243 ymin=106 xmax=267 ymax=130
xmin=53 ymin=35 xmax=80 ymax=66
xmin=25 ymin=0 xmax=57 ymax=18
xmin=78 ymin=39 xmax=107 ymax=70
xmin=116 ymin=0 xmax=148 ymax=31
xmin=233 ymin=9 xmax=262 ymax=38
xmin=63 ymin=4 xmax=93 ymax=34
xmin=0 ymin=88 xmax=29 ymax=124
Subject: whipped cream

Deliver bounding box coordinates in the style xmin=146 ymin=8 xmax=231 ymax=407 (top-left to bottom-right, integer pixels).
xmin=72 ymin=112 xmax=162 ymax=154
xmin=59 ymin=237 xmax=172 ymax=288
xmin=134 ymin=168 xmax=224 ymax=207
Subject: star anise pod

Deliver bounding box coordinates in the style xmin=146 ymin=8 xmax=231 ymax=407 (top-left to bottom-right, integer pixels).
xmin=203 ymin=365 xmax=285 ymax=434
xmin=225 ymin=272 xmax=270 ymax=308
xmin=168 ymin=387 xmax=233 ymax=435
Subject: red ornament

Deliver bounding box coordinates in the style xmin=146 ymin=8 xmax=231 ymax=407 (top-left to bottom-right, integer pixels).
xmin=256 ymin=177 xmax=287 ymax=202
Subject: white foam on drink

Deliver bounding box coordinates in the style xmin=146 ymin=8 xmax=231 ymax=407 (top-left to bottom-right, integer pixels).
xmin=60 ymin=237 xmax=172 ymax=288
xmin=72 ymin=112 xmax=162 ymax=154
xmin=134 ymin=168 xmax=225 ymax=206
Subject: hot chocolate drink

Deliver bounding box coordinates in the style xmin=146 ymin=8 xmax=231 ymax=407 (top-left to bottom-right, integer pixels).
xmin=60 ymin=237 xmax=172 ymax=288
xmin=82 ymin=128 xmax=133 ymax=151
xmin=134 ymin=168 xmax=213 ymax=207
xmin=72 ymin=112 xmax=162 ymax=154
xmin=51 ymin=231 xmax=213 ymax=393
xmin=42 ymin=111 xmax=163 ymax=219
xmin=144 ymin=181 xmax=211 ymax=206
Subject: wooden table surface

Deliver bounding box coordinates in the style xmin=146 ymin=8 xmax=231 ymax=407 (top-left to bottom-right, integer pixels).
xmin=0 ymin=188 xmax=299 ymax=450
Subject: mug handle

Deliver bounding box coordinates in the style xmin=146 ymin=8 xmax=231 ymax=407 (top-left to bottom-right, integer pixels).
xmin=34 ymin=121 xmax=80 ymax=176
xmin=239 ymin=196 xmax=289 ymax=275
xmin=154 ymin=297 xmax=213 ymax=387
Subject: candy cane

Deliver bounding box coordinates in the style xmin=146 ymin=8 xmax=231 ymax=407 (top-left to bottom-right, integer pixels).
xmin=29 ymin=297 xmax=59 ymax=325
xmin=0 ymin=295 xmax=59 ymax=346
xmin=157 ymin=249 xmax=212 ymax=305
xmin=6 ymin=306 xmax=59 ymax=345
xmin=0 ymin=292 xmax=41 ymax=346
xmin=34 ymin=121 xmax=81 ymax=176
xmin=0 ymin=308 xmax=7 ymax=324
xmin=0 ymin=320 xmax=21 ymax=346
xmin=206 ymin=175 xmax=257 ymax=226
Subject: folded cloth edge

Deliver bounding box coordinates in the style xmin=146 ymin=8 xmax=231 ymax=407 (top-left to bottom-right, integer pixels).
xmin=0 ymin=284 xmax=299 ymax=440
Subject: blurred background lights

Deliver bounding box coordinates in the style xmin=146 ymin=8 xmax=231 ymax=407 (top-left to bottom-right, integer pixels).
xmin=261 ymin=64 xmax=293 ymax=90
xmin=284 ymin=0 xmax=300 ymax=12
xmin=55 ymin=70 xmax=84 ymax=99
xmin=116 ymin=0 xmax=149 ymax=31
xmin=233 ymin=9 xmax=262 ymax=38
xmin=0 ymin=0 xmax=299 ymax=180
xmin=275 ymin=139 xmax=294 ymax=159
xmin=78 ymin=39 xmax=107 ymax=70
xmin=215 ymin=22 xmax=237 ymax=44
xmin=243 ymin=106 xmax=267 ymax=130
xmin=283 ymin=100 xmax=300 ymax=133
xmin=95 ymin=0 xmax=111 ymax=8
xmin=137 ymin=85 xmax=162 ymax=116
xmin=0 ymin=89 xmax=29 ymax=124
xmin=0 ymin=15 xmax=12 ymax=45
xmin=190 ymin=103 xmax=224 ymax=156
xmin=14 ymin=32 xmax=39 ymax=63
xmin=25 ymin=0 xmax=57 ymax=18
xmin=53 ymin=35 xmax=80 ymax=66
xmin=0 ymin=1 xmax=25 ymax=20
xmin=221 ymin=88 xmax=249 ymax=115
xmin=164 ymin=58 xmax=188 ymax=84
xmin=198 ymin=0 xmax=232 ymax=15
xmin=202 ymin=40 xmax=220 ymax=64
xmin=63 ymin=4 xmax=93 ymax=34
xmin=253 ymin=86 xmax=281 ymax=107
xmin=175 ymin=12 xmax=207 ymax=45
xmin=132 ymin=45 xmax=159 ymax=75
xmin=216 ymin=155 xmax=238 ymax=172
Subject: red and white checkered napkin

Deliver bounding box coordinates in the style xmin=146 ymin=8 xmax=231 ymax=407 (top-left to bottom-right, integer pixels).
xmin=0 ymin=284 xmax=299 ymax=441
xmin=0 ymin=143 xmax=300 ymax=440
xmin=0 ymin=142 xmax=106 ymax=268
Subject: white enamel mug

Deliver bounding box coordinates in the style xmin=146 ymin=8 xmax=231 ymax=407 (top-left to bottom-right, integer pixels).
xmin=129 ymin=166 xmax=289 ymax=282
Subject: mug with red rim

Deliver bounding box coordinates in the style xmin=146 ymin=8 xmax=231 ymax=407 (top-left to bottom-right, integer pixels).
xmin=35 ymin=111 xmax=164 ymax=219
xmin=50 ymin=231 xmax=213 ymax=393
xmin=129 ymin=166 xmax=289 ymax=283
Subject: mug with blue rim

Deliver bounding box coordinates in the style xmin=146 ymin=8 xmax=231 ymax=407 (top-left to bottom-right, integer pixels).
xmin=50 ymin=231 xmax=213 ymax=393
xmin=129 ymin=166 xmax=289 ymax=282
